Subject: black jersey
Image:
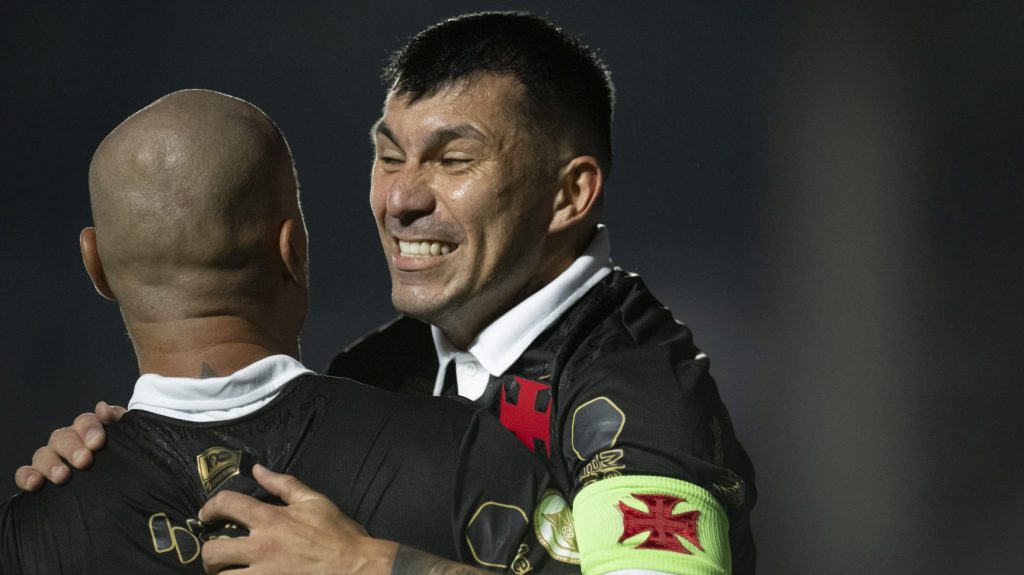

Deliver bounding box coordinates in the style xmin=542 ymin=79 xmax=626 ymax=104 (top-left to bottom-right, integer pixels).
xmin=0 ymin=373 xmax=566 ymax=574
xmin=329 ymin=269 xmax=757 ymax=573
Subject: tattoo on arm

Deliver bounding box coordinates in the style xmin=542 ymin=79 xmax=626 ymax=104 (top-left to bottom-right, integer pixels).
xmin=391 ymin=545 xmax=488 ymax=575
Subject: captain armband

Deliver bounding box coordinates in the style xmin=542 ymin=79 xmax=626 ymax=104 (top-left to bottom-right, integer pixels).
xmin=573 ymin=475 xmax=731 ymax=575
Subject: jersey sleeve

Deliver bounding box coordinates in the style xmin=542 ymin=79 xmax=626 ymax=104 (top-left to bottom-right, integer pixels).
xmin=557 ymin=328 xmax=755 ymax=573
xmin=1 ymin=490 xmax=88 ymax=574
xmin=451 ymin=407 xmax=582 ymax=574
xmin=573 ymin=475 xmax=731 ymax=574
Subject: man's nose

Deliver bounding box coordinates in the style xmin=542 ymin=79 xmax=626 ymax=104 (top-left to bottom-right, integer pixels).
xmin=386 ymin=165 xmax=436 ymax=225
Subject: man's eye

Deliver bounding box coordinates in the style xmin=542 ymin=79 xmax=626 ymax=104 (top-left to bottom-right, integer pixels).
xmin=379 ymin=156 xmax=403 ymax=165
xmin=440 ymin=157 xmax=472 ymax=167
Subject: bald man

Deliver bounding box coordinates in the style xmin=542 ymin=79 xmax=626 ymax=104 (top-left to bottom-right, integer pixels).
xmin=0 ymin=90 xmax=559 ymax=574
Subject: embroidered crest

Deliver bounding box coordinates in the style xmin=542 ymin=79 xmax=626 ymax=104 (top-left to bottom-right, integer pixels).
xmin=618 ymin=494 xmax=703 ymax=554
xmin=533 ymin=489 xmax=580 ymax=564
xmin=195 ymin=446 xmax=242 ymax=493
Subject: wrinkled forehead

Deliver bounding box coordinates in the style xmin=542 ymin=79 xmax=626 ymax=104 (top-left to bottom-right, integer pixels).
xmin=374 ymin=74 xmax=529 ymax=141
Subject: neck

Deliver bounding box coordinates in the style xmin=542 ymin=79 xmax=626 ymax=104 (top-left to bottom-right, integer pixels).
xmin=127 ymin=315 xmax=300 ymax=378
xmin=437 ymin=226 xmax=600 ymax=349
xmin=441 ymin=245 xmax=582 ymax=350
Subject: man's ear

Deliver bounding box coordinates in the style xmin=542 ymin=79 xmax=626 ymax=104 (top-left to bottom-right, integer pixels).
xmin=279 ymin=218 xmax=308 ymax=287
xmin=80 ymin=227 xmax=116 ymax=301
xmin=549 ymin=155 xmax=604 ymax=234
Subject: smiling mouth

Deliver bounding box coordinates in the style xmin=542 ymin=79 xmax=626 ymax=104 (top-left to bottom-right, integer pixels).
xmin=398 ymin=240 xmax=457 ymax=256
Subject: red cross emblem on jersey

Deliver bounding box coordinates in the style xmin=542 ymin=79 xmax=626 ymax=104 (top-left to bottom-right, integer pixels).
xmin=499 ymin=376 xmax=552 ymax=457
xmin=618 ymin=494 xmax=703 ymax=554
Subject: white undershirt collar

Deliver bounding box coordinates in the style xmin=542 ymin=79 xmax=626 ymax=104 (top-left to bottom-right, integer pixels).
xmin=127 ymin=354 xmax=313 ymax=422
xmin=432 ymin=226 xmax=613 ymax=400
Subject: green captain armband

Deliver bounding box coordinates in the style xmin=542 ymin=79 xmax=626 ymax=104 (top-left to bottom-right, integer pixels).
xmin=573 ymin=475 xmax=731 ymax=575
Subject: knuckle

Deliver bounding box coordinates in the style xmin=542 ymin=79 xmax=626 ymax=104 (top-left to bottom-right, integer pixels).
xmin=48 ymin=427 xmax=68 ymax=443
xmin=32 ymin=446 xmax=54 ymax=463
xmin=253 ymin=535 xmax=277 ymax=557
xmin=205 ymin=492 xmax=228 ymax=511
xmin=73 ymin=412 xmax=97 ymax=428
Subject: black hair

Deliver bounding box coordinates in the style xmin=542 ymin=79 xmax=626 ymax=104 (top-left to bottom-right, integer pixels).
xmin=383 ymin=11 xmax=615 ymax=172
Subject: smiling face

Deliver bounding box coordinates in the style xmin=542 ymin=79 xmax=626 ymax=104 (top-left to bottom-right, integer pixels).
xmin=370 ymin=74 xmax=564 ymax=347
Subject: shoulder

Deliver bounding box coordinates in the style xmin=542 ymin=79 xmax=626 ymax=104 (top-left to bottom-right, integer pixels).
xmin=0 ymin=420 xmax=187 ymax=571
xmin=306 ymin=371 xmax=482 ymax=449
xmin=553 ymin=270 xmax=756 ymax=505
xmin=557 ymin=270 xmax=729 ymax=427
xmin=594 ymin=270 xmax=698 ymax=346
xmin=325 ymin=316 xmax=436 ymax=393
xmin=559 ymin=270 xmax=705 ymax=387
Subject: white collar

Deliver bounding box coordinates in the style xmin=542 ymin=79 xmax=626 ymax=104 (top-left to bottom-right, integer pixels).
xmin=127 ymin=354 xmax=313 ymax=422
xmin=431 ymin=226 xmax=613 ymax=399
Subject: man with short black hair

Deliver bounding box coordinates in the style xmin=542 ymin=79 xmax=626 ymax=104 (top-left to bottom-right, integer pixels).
xmin=331 ymin=13 xmax=756 ymax=574
xmin=18 ymin=12 xmax=756 ymax=575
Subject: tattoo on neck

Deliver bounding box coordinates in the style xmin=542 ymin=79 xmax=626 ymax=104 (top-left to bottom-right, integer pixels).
xmin=391 ymin=546 xmax=485 ymax=575
xmin=199 ymin=363 xmax=218 ymax=378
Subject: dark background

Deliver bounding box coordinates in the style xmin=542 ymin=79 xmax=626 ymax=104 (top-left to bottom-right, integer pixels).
xmin=2 ymin=2 xmax=1021 ymax=572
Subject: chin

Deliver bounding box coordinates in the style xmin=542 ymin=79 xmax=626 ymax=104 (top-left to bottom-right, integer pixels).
xmin=391 ymin=290 xmax=449 ymax=324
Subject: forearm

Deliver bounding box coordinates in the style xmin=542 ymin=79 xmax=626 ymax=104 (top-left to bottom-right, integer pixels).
xmin=391 ymin=545 xmax=490 ymax=575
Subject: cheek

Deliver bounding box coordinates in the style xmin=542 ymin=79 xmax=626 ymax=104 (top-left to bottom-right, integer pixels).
xmin=443 ymin=169 xmax=492 ymax=205
xmin=438 ymin=177 xmax=496 ymax=234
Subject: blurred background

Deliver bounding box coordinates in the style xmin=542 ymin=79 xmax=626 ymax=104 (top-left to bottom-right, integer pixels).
xmin=2 ymin=1 xmax=1021 ymax=572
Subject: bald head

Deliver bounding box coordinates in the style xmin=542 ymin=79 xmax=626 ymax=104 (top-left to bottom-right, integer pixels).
xmin=86 ymin=89 xmax=306 ymax=326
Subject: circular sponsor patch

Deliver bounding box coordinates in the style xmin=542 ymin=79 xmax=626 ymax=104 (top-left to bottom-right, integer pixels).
xmin=533 ymin=489 xmax=580 ymax=564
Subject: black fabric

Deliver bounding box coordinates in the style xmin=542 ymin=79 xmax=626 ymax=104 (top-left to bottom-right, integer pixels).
xmin=328 ymin=315 xmax=436 ymax=395
xmin=441 ymin=361 xmax=459 ymax=397
xmin=0 ymin=374 xmax=560 ymax=574
xmin=328 ymin=269 xmax=758 ymax=573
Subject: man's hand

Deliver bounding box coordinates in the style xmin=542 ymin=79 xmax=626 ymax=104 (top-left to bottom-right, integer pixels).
xmin=14 ymin=401 xmax=125 ymax=491
xmin=199 ymin=464 xmax=398 ymax=575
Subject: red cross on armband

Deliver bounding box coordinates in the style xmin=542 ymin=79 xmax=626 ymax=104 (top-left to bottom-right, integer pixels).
xmin=618 ymin=494 xmax=703 ymax=554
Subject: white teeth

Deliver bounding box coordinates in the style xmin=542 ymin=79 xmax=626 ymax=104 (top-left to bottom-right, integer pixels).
xmin=398 ymin=240 xmax=455 ymax=256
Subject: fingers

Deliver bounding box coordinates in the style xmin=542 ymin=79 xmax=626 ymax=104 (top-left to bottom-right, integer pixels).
xmin=199 ymin=491 xmax=269 ymax=527
xmin=72 ymin=412 xmax=106 ymax=452
xmin=202 ymin=537 xmax=255 ymax=574
xmin=95 ymin=401 xmax=127 ymax=425
xmin=14 ymin=466 xmax=44 ymax=492
xmin=16 ymin=404 xmax=118 ymax=491
xmin=30 ymin=445 xmax=70 ymax=484
xmin=251 ymin=464 xmax=320 ymax=506
xmin=48 ymin=426 xmax=94 ymax=470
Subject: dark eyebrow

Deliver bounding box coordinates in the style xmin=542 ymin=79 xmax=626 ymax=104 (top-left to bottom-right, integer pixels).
xmin=370 ymin=121 xmax=486 ymax=152
xmin=422 ymin=124 xmax=487 ymax=150
xmin=371 ymin=121 xmax=400 ymax=151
